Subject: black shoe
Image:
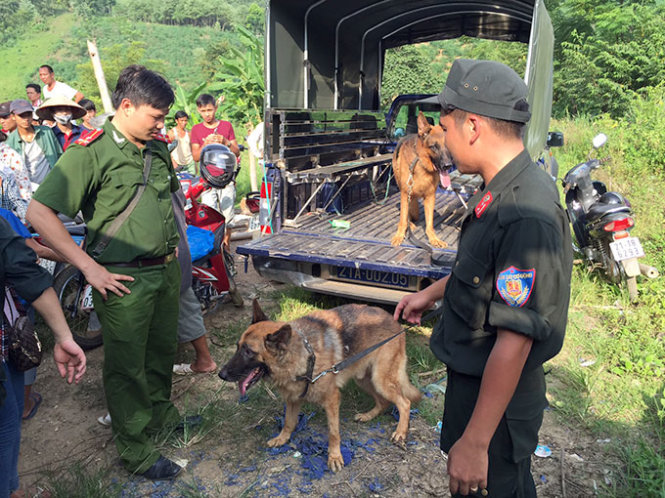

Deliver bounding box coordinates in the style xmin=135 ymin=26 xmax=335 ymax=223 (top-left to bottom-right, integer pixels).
xmin=175 ymin=415 xmax=203 ymax=431
xmin=141 ymin=456 xmax=182 ymax=480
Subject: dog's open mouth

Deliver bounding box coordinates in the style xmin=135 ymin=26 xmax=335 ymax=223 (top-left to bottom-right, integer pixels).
xmin=435 ymin=151 xmax=454 ymax=189
xmin=439 ymin=168 xmax=451 ymax=189
xmin=238 ymin=366 xmax=266 ymax=396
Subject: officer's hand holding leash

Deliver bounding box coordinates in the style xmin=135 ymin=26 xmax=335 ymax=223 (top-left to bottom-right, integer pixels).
xmin=393 ymin=275 xmax=449 ymax=324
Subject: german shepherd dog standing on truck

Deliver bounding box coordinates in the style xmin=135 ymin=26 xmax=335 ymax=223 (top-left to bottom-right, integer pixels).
xmin=391 ymin=111 xmax=453 ymax=248
xmin=219 ymin=300 xmax=421 ymax=472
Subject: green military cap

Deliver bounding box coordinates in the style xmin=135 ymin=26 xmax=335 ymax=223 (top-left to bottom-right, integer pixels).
xmin=421 ymin=59 xmax=531 ymax=123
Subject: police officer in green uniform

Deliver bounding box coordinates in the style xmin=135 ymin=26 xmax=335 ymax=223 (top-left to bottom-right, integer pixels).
xmin=395 ymin=59 xmax=573 ymax=497
xmin=27 ymin=66 xmax=187 ymax=480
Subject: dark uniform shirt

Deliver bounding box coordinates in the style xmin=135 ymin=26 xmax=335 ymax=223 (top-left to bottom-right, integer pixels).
xmin=0 ymin=218 xmax=52 ymax=359
xmin=32 ymin=120 xmax=180 ymax=264
xmin=431 ymin=149 xmax=572 ymax=403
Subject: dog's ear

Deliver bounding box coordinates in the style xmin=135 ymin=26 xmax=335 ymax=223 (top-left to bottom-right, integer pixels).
xmin=417 ymin=111 xmax=432 ymax=138
xmin=252 ymin=299 xmax=269 ymax=323
xmin=265 ymin=324 xmax=292 ymax=352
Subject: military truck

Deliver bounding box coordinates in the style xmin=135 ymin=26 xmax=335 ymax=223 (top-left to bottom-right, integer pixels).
xmin=237 ymin=0 xmax=556 ymax=304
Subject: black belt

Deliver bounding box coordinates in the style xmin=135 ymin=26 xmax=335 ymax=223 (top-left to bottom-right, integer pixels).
xmin=106 ymin=252 xmax=175 ymax=268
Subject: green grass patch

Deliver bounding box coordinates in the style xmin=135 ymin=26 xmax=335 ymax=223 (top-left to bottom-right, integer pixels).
xmin=547 ymin=90 xmax=665 ymax=495
xmin=0 ymin=13 xmax=77 ymax=98
xmin=44 ymin=463 xmax=121 ymax=498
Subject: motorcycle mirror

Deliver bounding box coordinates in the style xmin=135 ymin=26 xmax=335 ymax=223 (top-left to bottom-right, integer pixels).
xmin=592 ymin=133 xmax=608 ymax=149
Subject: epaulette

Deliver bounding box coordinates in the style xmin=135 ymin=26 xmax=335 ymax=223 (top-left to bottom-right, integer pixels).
xmin=152 ymin=134 xmax=171 ymax=144
xmin=74 ymin=128 xmax=104 ymax=147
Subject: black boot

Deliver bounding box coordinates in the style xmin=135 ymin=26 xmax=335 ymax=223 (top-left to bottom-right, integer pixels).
xmin=141 ymin=456 xmax=182 ymax=480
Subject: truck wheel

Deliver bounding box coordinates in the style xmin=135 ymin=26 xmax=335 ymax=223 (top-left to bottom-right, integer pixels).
xmin=53 ymin=265 xmax=104 ymax=350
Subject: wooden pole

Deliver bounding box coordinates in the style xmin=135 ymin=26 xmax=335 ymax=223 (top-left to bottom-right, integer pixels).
xmin=86 ymin=39 xmax=114 ymax=113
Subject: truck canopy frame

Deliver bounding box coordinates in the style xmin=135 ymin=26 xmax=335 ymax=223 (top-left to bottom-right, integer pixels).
xmin=266 ymin=0 xmax=553 ymax=157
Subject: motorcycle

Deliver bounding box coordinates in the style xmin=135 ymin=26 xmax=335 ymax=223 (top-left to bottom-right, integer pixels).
xmin=561 ymin=132 xmax=658 ymax=300
xmin=178 ymin=144 xmax=244 ymax=312
xmin=45 ymin=216 xmax=104 ymax=350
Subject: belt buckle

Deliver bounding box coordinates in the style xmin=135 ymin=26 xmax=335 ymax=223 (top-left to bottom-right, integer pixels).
xmin=164 ymin=252 xmax=175 ymax=264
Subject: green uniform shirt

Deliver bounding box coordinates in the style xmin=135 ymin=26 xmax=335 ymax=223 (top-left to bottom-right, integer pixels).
xmin=431 ymin=149 xmax=573 ymax=385
xmin=32 ymin=120 xmax=180 ymax=263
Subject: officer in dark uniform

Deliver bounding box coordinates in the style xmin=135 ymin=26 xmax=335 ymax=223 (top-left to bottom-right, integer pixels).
xmin=27 ymin=66 xmax=187 ymax=480
xmin=395 ymin=59 xmax=573 ymax=497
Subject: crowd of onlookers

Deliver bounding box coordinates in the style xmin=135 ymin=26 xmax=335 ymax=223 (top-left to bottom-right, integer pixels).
xmin=1 ymin=64 xmax=246 ymax=495
xmin=0 ymin=65 xmax=92 ymax=435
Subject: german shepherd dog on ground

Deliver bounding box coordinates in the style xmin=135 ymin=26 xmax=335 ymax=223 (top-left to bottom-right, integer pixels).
xmin=391 ymin=111 xmax=453 ymax=248
xmin=219 ymin=300 xmax=421 ymax=472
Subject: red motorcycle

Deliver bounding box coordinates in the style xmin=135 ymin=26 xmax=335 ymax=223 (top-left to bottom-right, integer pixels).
xmin=178 ymin=144 xmax=243 ymax=312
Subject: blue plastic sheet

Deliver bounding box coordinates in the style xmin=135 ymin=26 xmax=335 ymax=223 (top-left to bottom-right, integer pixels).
xmin=186 ymin=225 xmax=215 ymax=262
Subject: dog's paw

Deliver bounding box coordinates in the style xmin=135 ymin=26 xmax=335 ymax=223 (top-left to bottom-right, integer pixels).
xmin=328 ymin=453 xmax=345 ymax=472
xmin=390 ymin=430 xmax=408 ymax=446
xmin=391 ymin=234 xmax=405 ymax=246
xmin=354 ymin=412 xmax=374 ymax=423
xmin=267 ymin=434 xmax=290 ymax=447
xmin=428 ymin=237 xmax=448 ymax=249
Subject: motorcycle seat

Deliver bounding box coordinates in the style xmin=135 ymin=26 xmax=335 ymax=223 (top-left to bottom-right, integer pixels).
xmin=586 ymin=202 xmax=630 ymax=222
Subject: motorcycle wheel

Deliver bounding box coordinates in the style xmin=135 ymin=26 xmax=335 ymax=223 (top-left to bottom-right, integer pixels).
xmin=601 ymin=240 xmax=623 ymax=284
xmin=52 ymin=265 xmax=104 ymax=350
xmin=223 ymin=248 xmax=244 ymax=307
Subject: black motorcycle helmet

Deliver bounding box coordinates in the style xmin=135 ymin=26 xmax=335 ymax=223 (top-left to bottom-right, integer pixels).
xmin=200 ymin=144 xmax=237 ymax=188
xmin=598 ymin=191 xmax=626 ymax=205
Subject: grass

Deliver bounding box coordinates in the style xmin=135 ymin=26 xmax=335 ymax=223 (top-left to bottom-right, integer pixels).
xmin=44 ymin=463 xmax=121 ymax=498
xmin=546 ymin=97 xmax=665 ymax=495
xmin=0 ymin=13 xmax=77 ymax=99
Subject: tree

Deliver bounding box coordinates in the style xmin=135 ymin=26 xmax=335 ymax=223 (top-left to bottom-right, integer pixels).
xmin=551 ymin=2 xmax=665 ymax=117
xmin=210 ymin=24 xmax=264 ymax=128
xmin=380 ymin=44 xmax=442 ymax=109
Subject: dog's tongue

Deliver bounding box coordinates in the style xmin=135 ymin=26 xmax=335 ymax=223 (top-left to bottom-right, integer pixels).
xmin=238 ymin=367 xmax=261 ymax=396
xmin=439 ymin=170 xmax=451 ymax=189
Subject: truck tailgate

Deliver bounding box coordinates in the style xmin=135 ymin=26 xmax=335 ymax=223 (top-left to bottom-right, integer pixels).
xmin=238 ymin=177 xmax=478 ymax=280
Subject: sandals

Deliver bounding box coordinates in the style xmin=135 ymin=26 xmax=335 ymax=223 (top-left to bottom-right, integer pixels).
xmin=172 ymin=363 xmax=217 ymax=375
xmin=22 ymin=392 xmax=42 ymax=420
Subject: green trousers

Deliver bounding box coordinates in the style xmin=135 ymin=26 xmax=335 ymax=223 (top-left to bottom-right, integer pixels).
xmin=93 ymin=259 xmax=181 ymax=473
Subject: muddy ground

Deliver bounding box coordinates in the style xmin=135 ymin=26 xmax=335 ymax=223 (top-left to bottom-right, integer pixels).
xmin=18 ymin=243 xmax=615 ymax=497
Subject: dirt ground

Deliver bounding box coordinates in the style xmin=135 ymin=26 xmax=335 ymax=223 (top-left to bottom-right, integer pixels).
xmin=18 ymin=243 xmax=614 ymax=497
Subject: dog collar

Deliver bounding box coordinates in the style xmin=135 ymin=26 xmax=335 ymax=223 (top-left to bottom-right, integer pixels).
xmin=295 ymin=330 xmax=316 ymax=398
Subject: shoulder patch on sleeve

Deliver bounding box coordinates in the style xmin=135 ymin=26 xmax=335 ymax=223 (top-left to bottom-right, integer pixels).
xmin=152 ymin=134 xmax=171 ymax=144
xmin=74 ymin=129 xmax=104 ymax=146
xmin=496 ymin=266 xmax=535 ymax=307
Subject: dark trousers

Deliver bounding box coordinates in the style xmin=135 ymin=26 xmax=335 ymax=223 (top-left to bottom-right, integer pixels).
xmin=441 ymin=369 xmax=544 ymax=498
xmin=93 ymin=259 xmax=181 ymax=473
xmin=0 ymin=360 xmax=24 ymax=496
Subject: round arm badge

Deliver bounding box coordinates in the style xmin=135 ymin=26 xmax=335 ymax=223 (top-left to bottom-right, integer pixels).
xmin=496 ymin=266 xmax=535 ymax=307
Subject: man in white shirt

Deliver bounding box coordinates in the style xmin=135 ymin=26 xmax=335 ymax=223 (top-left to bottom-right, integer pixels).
xmin=38 ymin=65 xmax=84 ymax=103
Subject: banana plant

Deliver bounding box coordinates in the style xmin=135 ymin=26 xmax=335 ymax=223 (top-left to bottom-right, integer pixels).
xmin=214 ymin=24 xmax=265 ymax=129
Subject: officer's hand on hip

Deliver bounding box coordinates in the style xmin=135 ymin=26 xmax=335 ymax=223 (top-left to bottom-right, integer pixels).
xmin=447 ymin=435 xmax=488 ymax=496
xmin=84 ymin=262 xmax=135 ymax=300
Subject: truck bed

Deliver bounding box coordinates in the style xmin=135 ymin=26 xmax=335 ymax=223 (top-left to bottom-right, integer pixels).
xmin=237 ymin=172 xmax=480 ymax=281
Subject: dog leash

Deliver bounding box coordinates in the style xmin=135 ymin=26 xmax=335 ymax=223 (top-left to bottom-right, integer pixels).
xmin=296 ymin=307 xmax=444 ymax=398
xmin=405 ymin=226 xmax=449 ymax=266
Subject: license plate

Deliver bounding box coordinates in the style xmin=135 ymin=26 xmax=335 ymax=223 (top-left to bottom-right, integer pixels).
xmin=334 ymin=266 xmax=410 ymax=289
xmin=80 ymin=285 xmax=95 ymax=311
xmin=610 ymin=236 xmax=645 ymax=261
xmin=249 ymin=215 xmax=261 ymax=232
